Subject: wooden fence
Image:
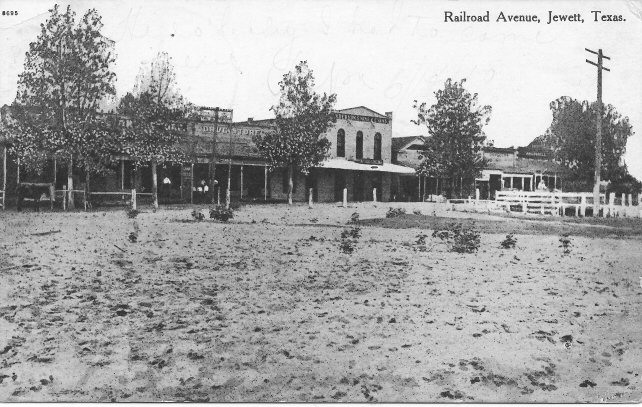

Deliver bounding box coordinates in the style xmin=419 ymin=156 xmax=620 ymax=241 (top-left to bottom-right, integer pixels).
xmin=87 ymin=190 xmax=153 ymax=210
xmin=17 ymin=187 xmax=152 ymax=211
xmin=2 ymin=186 xmax=157 ymax=211
xmin=492 ymin=190 xmax=641 ymax=217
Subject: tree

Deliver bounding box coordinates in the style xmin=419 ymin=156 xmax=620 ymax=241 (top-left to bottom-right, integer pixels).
xmin=412 ymin=78 xmax=491 ymax=198
xmin=133 ymin=52 xmax=185 ymax=108
xmin=117 ymin=93 xmax=187 ymax=208
xmin=540 ymin=96 xmax=634 ymax=191
xmin=118 ymin=53 xmax=189 ymax=208
xmin=12 ymin=4 xmax=116 ymax=208
xmin=253 ymin=61 xmax=337 ymax=204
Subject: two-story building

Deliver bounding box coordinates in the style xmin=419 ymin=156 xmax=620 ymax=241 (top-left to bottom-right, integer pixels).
xmin=179 ymin=106 xmax=415 ymax=203
xmin=265 ymin=107 xmax=414 ymax=202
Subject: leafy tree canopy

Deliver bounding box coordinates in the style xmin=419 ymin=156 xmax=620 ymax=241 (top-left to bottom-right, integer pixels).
xmin=117 ymin=52 xmax=190 ymax=167
xmin=412 ymin=78 xmax=491 ymax=194
xmin=540 ymin=96 xmax=634 ymax=188
xmin=11 ymin=4 xmax=116 ymax=174
xmin=253 ymin=61 xmax=337 ymax=203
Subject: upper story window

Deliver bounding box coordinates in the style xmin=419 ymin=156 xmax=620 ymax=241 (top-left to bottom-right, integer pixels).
xmin=336 ymin=129 xmax=345 ymax=157
xmin=356 ymin=131 xmax=363 ymax=159
xmin=374 ymin=133 xmax=382 ymax=161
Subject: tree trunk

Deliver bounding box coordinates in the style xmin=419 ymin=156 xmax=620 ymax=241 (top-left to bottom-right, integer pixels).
xmin=84 ymin=171 xmax=90 ymax=209
xmin=67 ymin=156 xmax=75 ymax=210
xmin=287 ymin=164 xmax=294 ymax=205
xmin=151 ymin=161 xmax=159 ymax=209
xmin=130 ymin=164 xmax=136 ymax=191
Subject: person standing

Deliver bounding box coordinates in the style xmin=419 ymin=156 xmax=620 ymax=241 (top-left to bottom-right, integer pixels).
xmin=162 ymin=176 xmax=172 ymax=200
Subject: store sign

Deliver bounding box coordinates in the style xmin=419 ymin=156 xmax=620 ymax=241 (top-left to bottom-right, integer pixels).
xmin=334 ymin=113 xmax=389 ymax=124
xmin=199 ymin=125 xmax=270 ymax=137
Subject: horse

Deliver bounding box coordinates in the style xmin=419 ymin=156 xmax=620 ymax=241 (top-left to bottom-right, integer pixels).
xmin=16 ymin=183 xmax=52 ymax=212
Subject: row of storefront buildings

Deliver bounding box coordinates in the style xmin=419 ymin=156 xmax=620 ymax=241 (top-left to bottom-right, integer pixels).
xmin=1 ymin=104 xmax=566 ymax=204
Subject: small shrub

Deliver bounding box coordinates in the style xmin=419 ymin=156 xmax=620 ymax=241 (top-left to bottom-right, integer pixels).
xmin=126 ymin=209 xmax=140 ymax=219
xmin=210 ymin=206 xmax=234 ymax=222
xmin=349 ymin=212 xmax=360 ymax=224
xmin=341 ymin=226 xmax=362 ymax=240
xmin=414 ymin=233 xmax=431 ymax=252
xmin=128 ymin=231 xmax=138 ymax=243
xmin=339 ymin=226 xmax=361 ymax=254
xmin=451 ymin=228 xmax=481 ymax=254
xmin=501 ymin=234 xmax=517 ymax=249
xmin=559 ymin=233 xmax=572 ymax=254
xmin=386 ymin=207 xmax=407 ymax=218
xmin=432 ymin=222 xmax=462 ymax=241
xmin=191 ymin=210 xmax=205 ymax=221
xmin=432 ymin=222 xmax=480 ymax=254
xmin=339 ymin=239 xmax=355 ymax=254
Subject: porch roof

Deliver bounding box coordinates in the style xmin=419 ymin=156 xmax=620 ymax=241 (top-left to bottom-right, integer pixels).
xmin=318 ymin=158 xmax=416 ymax=174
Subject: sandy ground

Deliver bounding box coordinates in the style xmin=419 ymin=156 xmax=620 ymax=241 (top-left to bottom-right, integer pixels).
xmin=0 ymin=202 xmax=641 ymax=402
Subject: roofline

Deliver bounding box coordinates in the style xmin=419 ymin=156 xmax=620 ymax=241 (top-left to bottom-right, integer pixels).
xmin=392 ymin=136 xmax=426 ymax=151
xmin=333 ymin=106 xmax=388 ymax=118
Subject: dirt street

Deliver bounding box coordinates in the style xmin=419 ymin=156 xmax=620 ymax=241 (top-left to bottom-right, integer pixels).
xmin=0 ymin=202 xmax=640 ymax=402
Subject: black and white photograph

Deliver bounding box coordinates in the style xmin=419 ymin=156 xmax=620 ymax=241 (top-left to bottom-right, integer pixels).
xmin=0 ymin=0 xmax=641 ymax=403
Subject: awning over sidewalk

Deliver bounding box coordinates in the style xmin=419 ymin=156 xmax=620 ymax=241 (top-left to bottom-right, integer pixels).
xmin=318 ymin=158 xmax=416 ymax=174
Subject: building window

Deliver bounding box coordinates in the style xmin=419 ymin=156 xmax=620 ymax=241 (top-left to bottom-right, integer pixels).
xmin=336 ymin=129 xmax=345 ymax=157
xmin=356 ymin=131 xmax=363 ymax=159
xmin=374 ymin=133 xmax=382 ymax=161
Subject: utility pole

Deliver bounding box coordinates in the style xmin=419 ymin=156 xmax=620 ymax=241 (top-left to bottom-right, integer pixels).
xmin=585 ymin=48 xmax=610 ymax=217
xmin=209 ymin=107 xmax=219 ymax=205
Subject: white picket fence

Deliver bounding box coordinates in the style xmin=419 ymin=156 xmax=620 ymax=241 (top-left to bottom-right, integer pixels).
xmin=493 ymin=190 xmax=642 ymax=217
xmin=446 ymin=190 xmax=641 ymax=218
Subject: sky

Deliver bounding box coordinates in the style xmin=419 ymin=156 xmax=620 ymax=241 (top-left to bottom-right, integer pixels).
xmin=1 ymin=0 xmax=641 ymax=178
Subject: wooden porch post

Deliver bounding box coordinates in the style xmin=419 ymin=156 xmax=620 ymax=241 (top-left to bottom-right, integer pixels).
xmin=67 ymin=155 xmax=74 ymax=210
xmin=151 ymin=160 xmax=158 ymax=209
xmin=240 ymin=164 xmax=244 ymax=201
xmin=2 ymin=146 xmax=5 ymax=210
xmin=2 ymin=146 xmax=6 ymax=193
xmin=190 ymin=163 xmax=194 ymax=204
xmin=264 ymin=165 xmax=268 ymax=201
xmin=120 ymin=159 xmax=125 ymax=190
